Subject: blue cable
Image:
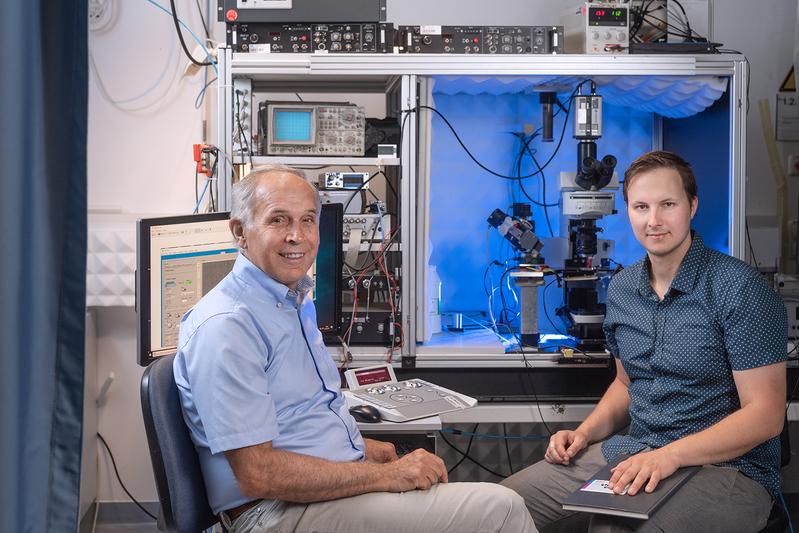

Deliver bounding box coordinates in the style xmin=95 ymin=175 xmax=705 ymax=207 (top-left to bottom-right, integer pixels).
xmin=778 ymin=492 xmax=794 ymax=533
xmin=439 ymin=427 xmax=549 ymax=441
xmin=145 ymin=0 xmax=218 ymax=74
xmin=193 ymin=180 xmax=209 ymax=213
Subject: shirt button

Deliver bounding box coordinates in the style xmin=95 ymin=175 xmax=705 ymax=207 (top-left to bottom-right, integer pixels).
xmin=276 ymin=302 xmax=282 ymax=308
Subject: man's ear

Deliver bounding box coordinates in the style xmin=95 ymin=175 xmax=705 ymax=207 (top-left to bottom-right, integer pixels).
xmin=230 ymin=218 xmax=246 ymax=250
xmin=690 ymin=196 xmax=698 ymax=219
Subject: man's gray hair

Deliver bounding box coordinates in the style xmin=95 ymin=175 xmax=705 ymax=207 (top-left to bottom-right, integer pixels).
xmin=230 ymin=164 xmax=321 ymax=229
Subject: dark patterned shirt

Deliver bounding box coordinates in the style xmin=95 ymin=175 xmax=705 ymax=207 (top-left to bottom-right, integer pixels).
xmin=601 ymin=233 xmax=787 ymax=495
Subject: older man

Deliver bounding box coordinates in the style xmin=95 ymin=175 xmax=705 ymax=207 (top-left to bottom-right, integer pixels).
xmin=501 ymin=151 xmax=787 ymax=532
xmin=174 ymin=165 xmax=537 ymax=533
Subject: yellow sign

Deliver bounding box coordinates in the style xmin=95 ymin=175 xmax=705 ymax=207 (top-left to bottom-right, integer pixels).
xmin=779 ymin=66 xmax=795 ymax=92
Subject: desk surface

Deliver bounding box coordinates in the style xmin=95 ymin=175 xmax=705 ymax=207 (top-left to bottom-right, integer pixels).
xmin=344 ymin=391 xmax=443 ymax=433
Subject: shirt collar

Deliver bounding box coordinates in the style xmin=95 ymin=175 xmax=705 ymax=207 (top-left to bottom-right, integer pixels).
xmin=232 ymin=253 xmax=314 ymax=304
xmin=638 ymin=231 xmax=705 ymax=297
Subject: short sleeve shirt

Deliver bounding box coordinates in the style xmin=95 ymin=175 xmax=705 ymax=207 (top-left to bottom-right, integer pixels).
xmin=602 ymin=233 xmax=787 ymax=495
xmin=173 ymin=253 xmax=365 ymax=514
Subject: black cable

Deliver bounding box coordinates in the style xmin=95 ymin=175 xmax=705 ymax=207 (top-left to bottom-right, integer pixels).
xmin=194 ymin=76 xmax=217 ymax=110
xmin=343 ymin=221 xmax=380 ymax=271
xmin=444 ymin=423 xmax=479 ymax=475
xmin=503 ymin=423 xmax=514 ymax=475
xmin=543 ymin=278 xmax=566 ymax=335
xmin=498 ymin=267 xmax=515 ymax=329
xmin=169 ymin=0 xmax=213 ymax=67
xmin=348 ymin=165 xmax=398 ymax=201
xmin=234 ymin=90 xmax=253 ymax=166
xmin=210 ymin=156 xmax=218 ymax=212
xmin=414 ymin=81 xmax=591 ymax=182
xmin=97 ymin=433 xmax=158 ymax=521
xmin=516 ymin=336 xmax=555 ymax=436
xmin=194 ymin=0 xmax=210 ymax=39
xmin=439 ymin=427 xmax=509 ymax=478
xmin=745 ymin=218 xmax=759 ymax=268
xmin=513 ymin=131 xmax=558 ymax=240
xmin=629 ymin=0 xmax=656 ymax=43
xmin=637 ymin=12 xmax=695 ymax=41
xmin=669 ymin=0 xmax=695 ymax=41
xmin=785 ymin=368 xmax=799 ymax=420
xmin=520 ymin=139 xmax=557 ymax=237
xmin=343 ymin=171 xmax=387 ymax=213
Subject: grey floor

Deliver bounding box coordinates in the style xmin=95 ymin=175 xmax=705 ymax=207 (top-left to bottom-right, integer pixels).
xmin=90 ymin=500 xmax=799 ymax=533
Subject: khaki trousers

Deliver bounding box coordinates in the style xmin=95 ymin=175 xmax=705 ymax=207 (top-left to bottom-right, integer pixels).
xmin=500 ymin=442 xmax=773 ymax=533
xmin=229 ymin=482 xmax=538 ymax=533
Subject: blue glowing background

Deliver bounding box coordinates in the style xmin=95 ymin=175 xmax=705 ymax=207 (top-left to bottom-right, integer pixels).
xmin=426 ymin=86 xmax=731 ymax=336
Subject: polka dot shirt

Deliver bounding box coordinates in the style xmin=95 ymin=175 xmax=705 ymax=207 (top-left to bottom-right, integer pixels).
xmin=601 ymin=233 xmax=788 ymax=495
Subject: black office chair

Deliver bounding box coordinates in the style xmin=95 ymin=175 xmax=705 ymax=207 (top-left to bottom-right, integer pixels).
xmin=141 ymin=354 xmax=218 ymax=533
xmin=759 ymin=416 xmax=792 ymax=533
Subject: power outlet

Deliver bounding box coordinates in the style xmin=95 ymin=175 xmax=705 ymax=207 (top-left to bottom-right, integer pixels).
xmin=788 ymin=155 xmax=799 ymax=177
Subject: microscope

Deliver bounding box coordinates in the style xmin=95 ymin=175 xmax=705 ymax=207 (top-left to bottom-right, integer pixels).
xmin=486 ymin=203 xmax=546 ymax=348
xmin=557 ymin=82 xmax=618 ymax=350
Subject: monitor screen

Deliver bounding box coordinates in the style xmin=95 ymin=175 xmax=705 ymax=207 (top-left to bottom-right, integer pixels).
xmin=137 ymin=205 xmax=342 ymax=366
xmin=273 ymin=108 xmax=314 ymax=143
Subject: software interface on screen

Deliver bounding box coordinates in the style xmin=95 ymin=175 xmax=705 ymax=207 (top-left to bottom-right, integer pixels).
xmin=144 ymin=205 xmax=341 ymax=360
xmin=149 ymin=218 xmax=237 ymax=355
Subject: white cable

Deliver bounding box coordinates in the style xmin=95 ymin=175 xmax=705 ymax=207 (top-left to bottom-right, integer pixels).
xmin=89 ymin=34 xmax=185 ymax=114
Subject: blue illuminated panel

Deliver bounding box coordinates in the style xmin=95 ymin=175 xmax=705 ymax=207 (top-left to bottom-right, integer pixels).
xmin=274 ymin=109 xmax=314 ymax=142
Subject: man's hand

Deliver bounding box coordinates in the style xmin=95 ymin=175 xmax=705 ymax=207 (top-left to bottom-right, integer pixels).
xmin=381 ymin=449 xmax=448 ymax=492
xmin=545 ymin=430 xmax=590 ymax=465
xmin=364 ymin=438 xmax=398 ymax=464
xmin=608 ymin=448 xmax=680 ymax=496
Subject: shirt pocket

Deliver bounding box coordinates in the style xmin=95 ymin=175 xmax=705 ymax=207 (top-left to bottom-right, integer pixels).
xmin=659 ymin=322 xmax=725 ymax=382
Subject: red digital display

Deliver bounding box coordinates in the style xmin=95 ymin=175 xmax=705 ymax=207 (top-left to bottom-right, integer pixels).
xmin=353 ymin=367 xmax=392 ymax=386
xmin=588 ymin=6 xmax=627 ymax=26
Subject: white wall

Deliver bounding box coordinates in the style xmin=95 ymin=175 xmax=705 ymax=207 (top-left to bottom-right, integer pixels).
xmin=87 ymin=0 xmax=799 ymax=505
xmin=88 ymin=0 xmax=222 ymax=503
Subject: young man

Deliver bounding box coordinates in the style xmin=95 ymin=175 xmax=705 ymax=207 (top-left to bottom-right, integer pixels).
xmin=173 ymin=165 xmax=537 ymax=533
xmin=501 ymin=151 xmax=787 ymax=531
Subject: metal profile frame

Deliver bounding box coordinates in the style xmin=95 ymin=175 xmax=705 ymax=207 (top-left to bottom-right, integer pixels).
xmin=399 ymin=74 xmax=418 ymax=363
xmin=217 ymin=51 xmax=748 ymax=367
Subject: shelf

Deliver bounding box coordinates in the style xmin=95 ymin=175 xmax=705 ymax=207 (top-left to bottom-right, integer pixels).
xmin=230 ymin=52 xmax=745 ymax=79
xmin=250 ymin=156 xmax=400 ymax=167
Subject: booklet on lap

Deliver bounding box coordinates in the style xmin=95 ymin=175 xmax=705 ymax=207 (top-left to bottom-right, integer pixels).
xmin=561 ymin=461 xmax=700 ymax=520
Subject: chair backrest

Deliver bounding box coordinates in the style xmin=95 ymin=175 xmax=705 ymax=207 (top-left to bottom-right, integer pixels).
xmin=779 ymin=414 xmax=791 ymax=468
xmin=140 ymin=354 xmax=217 ymax=533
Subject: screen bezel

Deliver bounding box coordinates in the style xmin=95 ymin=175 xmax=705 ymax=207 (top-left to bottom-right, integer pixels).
xmin=137 ymin=205 xmax=343 ymax=366
xmin=136 ymin=212 xmax=232 ymax=367
xmin=269 ymin=104 xmax=317 ymax=146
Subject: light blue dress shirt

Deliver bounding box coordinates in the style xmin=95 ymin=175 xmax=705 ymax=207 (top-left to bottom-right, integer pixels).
xmin=173 ymin=253 xmax=365 ymax=514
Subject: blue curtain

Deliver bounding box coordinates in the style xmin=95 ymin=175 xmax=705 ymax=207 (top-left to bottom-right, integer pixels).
xmin=0 ymin=1 xmax=88 ymax=531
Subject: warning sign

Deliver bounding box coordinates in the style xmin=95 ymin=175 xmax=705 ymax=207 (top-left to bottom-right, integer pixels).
xmin=780 ymin=66 xmax=795 ymax=92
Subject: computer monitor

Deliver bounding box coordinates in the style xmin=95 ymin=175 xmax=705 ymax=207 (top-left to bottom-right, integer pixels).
xmin=136 ymin=205 xmax=343 ymax=366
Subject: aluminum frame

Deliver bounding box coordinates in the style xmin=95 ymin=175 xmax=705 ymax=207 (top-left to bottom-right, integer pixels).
xmin=216 ymin=50 xmax=748 ymax=368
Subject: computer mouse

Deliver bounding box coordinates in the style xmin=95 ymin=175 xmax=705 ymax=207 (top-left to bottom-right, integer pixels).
xmin=349 ymin=404 xmax=382 ymax=423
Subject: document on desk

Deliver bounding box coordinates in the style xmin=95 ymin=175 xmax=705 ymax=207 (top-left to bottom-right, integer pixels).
xmin=562 ymin=463 xmax=699 ymax=520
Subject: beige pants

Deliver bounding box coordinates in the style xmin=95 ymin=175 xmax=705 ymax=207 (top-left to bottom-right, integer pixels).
xmin=229 ymin=482 xmax=538 ymax=533
xmin=500 ymin=442 xmax=773 ymax=533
